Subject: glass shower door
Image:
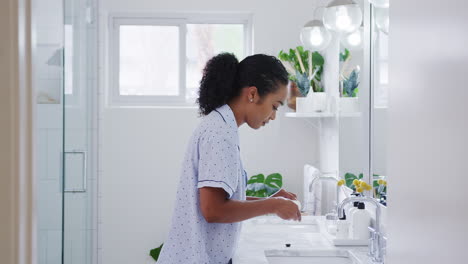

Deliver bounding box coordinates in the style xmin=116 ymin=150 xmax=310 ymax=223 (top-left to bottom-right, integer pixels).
xmin=62 ymin=0 xmax=96 ymax=263
xmin=36 ymin=0 xmax=96 ymax=263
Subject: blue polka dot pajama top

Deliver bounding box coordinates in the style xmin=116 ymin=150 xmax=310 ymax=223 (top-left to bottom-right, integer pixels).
xmin=157 ymin=104 xmax=247 ymax=264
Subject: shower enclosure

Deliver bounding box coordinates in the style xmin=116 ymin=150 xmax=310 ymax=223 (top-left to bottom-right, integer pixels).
xmin=35 ymin=0 xmax=98 ymax=263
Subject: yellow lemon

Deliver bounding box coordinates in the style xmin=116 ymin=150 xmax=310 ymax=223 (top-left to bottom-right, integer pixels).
xmin=378 ymin=179 xmax=384 ymax=185
xmin=364 ymin=184 xmax=372 ymax=191
xmin=337 ymin=179 xmax=345 ymax=186
xmin=353 ymin=179 xmax=360 ymax=186
xmin=356 ymin=187 xmax=364 ymax=193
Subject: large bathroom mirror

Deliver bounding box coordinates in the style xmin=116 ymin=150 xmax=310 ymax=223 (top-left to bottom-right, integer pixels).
xmin=338 ymin=0 xmax=369 ymax=197
xmin=370 ymin=2 xmax=389 ymax=204
xmin=338 ymin=0 xmax=388 ymax=205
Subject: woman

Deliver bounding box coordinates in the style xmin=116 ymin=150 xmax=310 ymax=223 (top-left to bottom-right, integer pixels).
xmin=157 ymin=53 xmax=302 ymax=264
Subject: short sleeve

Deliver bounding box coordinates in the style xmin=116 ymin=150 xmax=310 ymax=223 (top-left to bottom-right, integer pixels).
xmin=197 ymin=132 xmax=240 ymax=199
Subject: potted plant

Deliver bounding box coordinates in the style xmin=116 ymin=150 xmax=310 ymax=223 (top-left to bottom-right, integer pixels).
xmin=339 ymin=49 xmax=360 ymax=113
xmin=278 ymin=46 xmax=325 ymax=112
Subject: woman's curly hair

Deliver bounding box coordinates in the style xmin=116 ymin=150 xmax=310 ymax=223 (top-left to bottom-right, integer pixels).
xmin=197 ymin=53 xmax=288 ymax=116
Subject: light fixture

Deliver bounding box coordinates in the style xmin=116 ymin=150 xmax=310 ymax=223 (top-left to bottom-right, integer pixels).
xmin=300 ymin=20 xmax=332 ymax=51
xmin=341 ymin=27 xmax=364 ymax=50
xmin=374 ymin=7 xmax=389 ymax=35
xmin=369 ymin=0 xmax=389 ymax=8
xmin=323 ymin=0 xmax=363 ymax=34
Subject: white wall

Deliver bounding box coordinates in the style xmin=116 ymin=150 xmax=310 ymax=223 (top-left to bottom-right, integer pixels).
xmin=388 ymin=0 xmax=468 ymax=263
xmin=99 ymin=0 xmax=328 ymax=263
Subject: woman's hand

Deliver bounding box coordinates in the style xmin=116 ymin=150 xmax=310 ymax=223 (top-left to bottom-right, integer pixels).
xmin=270 ymin=197 xmax=301 ymax=221
xmin=271 ymin=188 xmax=297 ymax=200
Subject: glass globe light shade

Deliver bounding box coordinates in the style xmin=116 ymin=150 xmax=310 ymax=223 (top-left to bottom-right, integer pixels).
xmin=300 ymin=20 xmax=332 ymax=51
xmin=369 ymin=0 xmax=389 ymax=8
xmin=374 ymin=7 xmax=389 ymax=35
xmin=341 ymin=27 xmax=364 ymax=50
xmin=323 ymin=0 xmax=363 ymax=34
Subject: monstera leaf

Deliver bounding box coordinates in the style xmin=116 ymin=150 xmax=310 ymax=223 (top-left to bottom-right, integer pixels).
xmin=246 ymin=173 xmax=283 ymax=198
xmin=247 ymin=174 xmax=265 ymax=184
xmin=265 ymin=173 xmax=283 ymax=189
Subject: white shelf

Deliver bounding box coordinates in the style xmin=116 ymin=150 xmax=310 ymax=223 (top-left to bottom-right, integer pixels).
xmin=285 ymin=112 xmax=362 ymax=118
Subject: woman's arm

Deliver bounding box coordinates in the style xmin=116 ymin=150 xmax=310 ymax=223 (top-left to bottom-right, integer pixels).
xmin=199 ymin=187 xmax=301 ymax=223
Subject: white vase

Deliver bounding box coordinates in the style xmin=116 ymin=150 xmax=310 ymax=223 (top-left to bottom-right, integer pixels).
xmin=296 ymin=96 xmax=314 ymax=113
xmin=312 ymin=92 xmax=328 ymax=112
xmin=340 ymin=97 xmax=360 ymax=113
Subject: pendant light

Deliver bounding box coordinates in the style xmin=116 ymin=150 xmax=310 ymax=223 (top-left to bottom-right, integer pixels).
xmin=300 ymin=20 xmax=332 ymax=51
xmin=323 ymin=0 xmax=363 ymax=34
xmin=341 ymin=27 xmax=364 ymax=50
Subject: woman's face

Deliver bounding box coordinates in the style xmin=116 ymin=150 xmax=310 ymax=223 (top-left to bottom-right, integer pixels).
xmin=246 ymin=84 xmax=288 ymax=129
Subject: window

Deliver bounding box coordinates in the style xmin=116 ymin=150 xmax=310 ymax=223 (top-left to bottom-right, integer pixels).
xmin=109 ymin=14 xmax=252 ymax=106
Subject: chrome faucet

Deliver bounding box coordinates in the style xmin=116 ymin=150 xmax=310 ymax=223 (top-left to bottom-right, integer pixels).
xmin=337 ymin=196 xmax=386 ymax=263
xmin=303 ymin=174 xmax=340 ymax=218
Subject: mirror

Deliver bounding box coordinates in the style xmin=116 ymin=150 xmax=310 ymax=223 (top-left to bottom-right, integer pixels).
xmin=370 ymin=3 xmax=389 ymax=204
xmin=338 ymin=0 xmax=368 ymax=196
xmin=338 ymin=0 xmax=389 ymax=206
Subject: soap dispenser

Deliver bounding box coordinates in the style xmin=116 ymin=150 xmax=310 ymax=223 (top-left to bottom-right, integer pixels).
xmin=347 ymin=201 xmax=360 ymax=218
xmin=350 ymin=202 xmax=371 ymax=240
xmin=336 ymin=212 xmax=350 ymax=239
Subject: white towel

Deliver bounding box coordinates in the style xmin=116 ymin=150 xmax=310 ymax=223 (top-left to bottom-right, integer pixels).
xmin=303 ymin=164 xmax=322 ymax=215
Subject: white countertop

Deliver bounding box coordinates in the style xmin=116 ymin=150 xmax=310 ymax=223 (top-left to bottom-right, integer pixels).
xmin=232 ymin=215 xmax=374 ymax=264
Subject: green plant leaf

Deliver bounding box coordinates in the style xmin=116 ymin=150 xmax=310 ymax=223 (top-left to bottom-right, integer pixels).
xmin=246 ymin=189 xmax=256 ymax=196
xmin=247 ymin=174 xmax=265 ymax=184
xmin=373 ymin=180 xmax=380 ymax=188
xmin=150 ymin=243 xmax=163 ymax=262
xmin=312 ymin=52 xmax=325 ymax=66
xmin=296 ymin=72 xmax=311 ymax=96
xmin=265 ymin=173 xmax=283 ymax=189
xmin=340 ymin=48 xmax=350 ymax=62
xmin=265 ymin=185 xmax=280 ymax=196
xmin=344 ymin=173 xmax=357 ymax=190
xmin=358 ymin=173 xmax=364 ymax=179
xmin=255 ymin=189 xmax=267 ymax=197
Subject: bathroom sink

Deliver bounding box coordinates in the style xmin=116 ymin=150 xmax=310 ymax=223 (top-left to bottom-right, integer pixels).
xmin=265 ymin=249 xmax=356 ymax=264
xmin=252 ymin=223 xmax=320 ymax=234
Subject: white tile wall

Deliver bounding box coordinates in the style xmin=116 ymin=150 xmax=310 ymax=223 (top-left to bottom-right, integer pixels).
xmin=38 ymin=230 xmax=48 ymax=264
xmin=46 ymin=230 xmax=63 ymax=264
xmin=37 ymin=180 xmax=62 ymax=230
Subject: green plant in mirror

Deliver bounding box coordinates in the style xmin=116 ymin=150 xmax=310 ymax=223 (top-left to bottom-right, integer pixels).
xmin=246 ymin=173 xmax=283 ymax=197
xmin=278 ymin=46 xmax=325 ymax=95
xmin=373 ymin=174 xmax=387 ymax=199
xmin=343 ymin=68 xmax=360 ymax=97
xmin=340 ymin=48 xmax=350 ymax=62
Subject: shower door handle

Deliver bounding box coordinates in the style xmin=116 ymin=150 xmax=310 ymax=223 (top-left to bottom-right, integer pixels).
xmin=63 ymin=150 xmax=87 ymax=193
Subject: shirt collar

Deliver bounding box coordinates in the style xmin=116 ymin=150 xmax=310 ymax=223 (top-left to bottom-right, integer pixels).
xmin=214 ymin=105 xmax=240 ymax=148
xmin=214 ymin=104 xmax=238 ymax=131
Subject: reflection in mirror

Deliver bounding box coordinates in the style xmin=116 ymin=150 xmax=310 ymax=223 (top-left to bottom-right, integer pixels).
xmin=338 ymin=0 xmax=367 ymax=196
xmin=371 ymin=3 xmax=389 ymax=205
